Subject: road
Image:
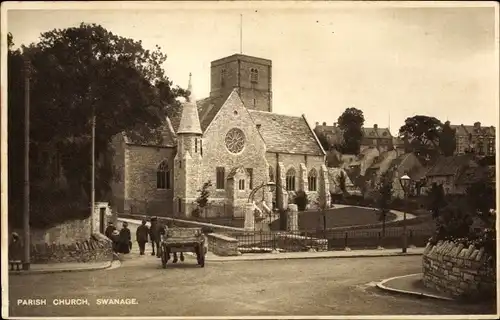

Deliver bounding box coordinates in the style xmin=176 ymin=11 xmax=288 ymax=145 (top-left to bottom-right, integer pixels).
xmin=8 ymin=251 xmax=495 ymax=317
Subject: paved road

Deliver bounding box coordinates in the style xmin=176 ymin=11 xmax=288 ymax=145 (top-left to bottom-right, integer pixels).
xmin=8 ymin=251 xmax=495 ymax=317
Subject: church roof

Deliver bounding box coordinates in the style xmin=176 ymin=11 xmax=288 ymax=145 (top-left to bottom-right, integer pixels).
xmin=197 ymin=96 xmax=225 ymax=132
xmin=248 ymin=110 xmax=325 ymax=156
xmin=177 ymin=75 xmax=202 ymax=135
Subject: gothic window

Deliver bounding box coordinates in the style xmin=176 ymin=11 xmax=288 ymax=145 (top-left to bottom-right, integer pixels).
xmin=216 ymin=167 xmax=225 ymax=190
xmin=157 ymin=161 xmax=171 ymax=189
xmin=250 ymin=68 xmax=259 ymax=84
xmin=200 ymin=139 xmax=203 ymax=156
xmin=269 ymin=166 xmax=274 ymax=182
xmin=221 ymin=68 xmax=227 ymax=87
xmin=225 ymin=128 xmax=245 ymax=154
xmin=178 ymin=198 xmax=182 ymax=212
xmin=239 ymin=179 xmax=245 ymax=190
xmin=195 ymin=139 xmax=198 ymax=153
xmin=286 ymin=168 xmax=296 ymax=191
xmin=246 ymin=168 xmax=254 ymax=189
xmin=308 ymin=169 xmax=317 ymax=192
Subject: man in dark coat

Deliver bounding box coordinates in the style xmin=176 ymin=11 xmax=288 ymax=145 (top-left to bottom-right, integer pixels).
xmin=105 ymin=221 xmax=116 ymax=239
xmin=118 ymin=222 xmax=131 ymax=254
xmin=9 ymin=232 xmax=23 ymax=271
xmin=149 ymin=217 xmax=163 ymax=257
xmin=136 ymin=219 xmax=149 ymax=255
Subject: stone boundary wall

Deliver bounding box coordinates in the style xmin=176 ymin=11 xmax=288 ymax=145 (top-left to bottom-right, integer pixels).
xmin=422 ymin=241 xmax=496 ymax=300
xmin=276 ymin=233 xmax=328 ymax=251
xmin=29 ymin=233 xmax=114 ymax=264
xmin=207 ymin=233 xmax=240 ymax=256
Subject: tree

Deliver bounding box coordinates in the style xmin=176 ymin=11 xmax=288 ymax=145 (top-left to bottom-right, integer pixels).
xmin=193 ymin=181 xmax=213 ymax=218
xmin=337 ymin=170 xmax=348 ymax=196
xmin=439 ymin=121 xmax=456 ymax=156
xmin=376 ymin=170 xmax=393 ymax=237
xmin=427 ymin=183 xmax=447 ymax=219
xmin=294 ymin=190 xmax=309 ymax=212
xmin=465 ymin=169 xmax=496 ymax=229
xmin=337 ymin=107 xmax=365 ymax=154
xmin=434 ymin=203 xmax=473 ymax=241
xmin=8 ymin=24 xmax=187 ymax=227
xmin=398 ymin=115 xmax=443 ymax=160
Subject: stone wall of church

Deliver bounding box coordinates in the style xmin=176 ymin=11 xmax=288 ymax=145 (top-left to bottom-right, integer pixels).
xmin=124 ymin=145 xmax=175 ymax=215
xmin=200 ymin=92 xmax=269 ymax=217
xmin=265 ymin=153 xmax=325 ymax=209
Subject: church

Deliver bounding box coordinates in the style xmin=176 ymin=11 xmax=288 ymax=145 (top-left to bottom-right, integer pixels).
xmin=110 ymin=53 xmax=331 ymax=218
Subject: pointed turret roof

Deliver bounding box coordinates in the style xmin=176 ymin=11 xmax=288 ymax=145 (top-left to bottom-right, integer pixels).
xmin=177 ymin=73 xmax=202 ymax=135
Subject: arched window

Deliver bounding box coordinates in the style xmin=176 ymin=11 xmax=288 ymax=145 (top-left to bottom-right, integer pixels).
xmin=286 ymin=168 xmax=296 ymax=191
xmin=221 ymin=68 xmax=227 ymax=87
xmin=157 ymin=161 xmax=171 ymax=189
xmin=250 ymin=68 xmax=259 ymax=83
xmin=308 ymin=169 xmax=317 ymax=192
xmin=269 ymin=166 xmax=274 ymax=182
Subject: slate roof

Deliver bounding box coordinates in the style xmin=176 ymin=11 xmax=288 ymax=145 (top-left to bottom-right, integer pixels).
xmin=197 ymin=96 xmax=226 ymax=132
xmin=249 ymin=110 xmax=324 ymax=155
xmin=123 ymin=117 xmax=177 ymax=148
xmin=363 ymin=127 xmax=392 ymax=138
xmin=450 ymin=124 xmax=495 ymax=137
xmin=425 ymin=154 xmax=476 ymax=177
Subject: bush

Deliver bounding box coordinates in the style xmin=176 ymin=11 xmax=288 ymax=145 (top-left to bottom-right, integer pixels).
xmin=294 ymin=190 xmax=308 ymax=211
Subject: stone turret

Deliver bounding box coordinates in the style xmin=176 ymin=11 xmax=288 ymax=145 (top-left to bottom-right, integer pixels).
xmin=174 ymin=73 xmax=203 ymax=217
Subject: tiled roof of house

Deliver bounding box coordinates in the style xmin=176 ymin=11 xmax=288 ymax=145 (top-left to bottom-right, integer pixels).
xmin=425 ymin=154 xmax=475 ymax=177
xmin=450 ymin=124 xmax=495 ymax=137
xmin=363 ymin=127 xmax=393 ymax=139
xmin=123 ymin=118 xmax=177 ymax=148
xmin=249 ymin=110 xmax=324 ymax=155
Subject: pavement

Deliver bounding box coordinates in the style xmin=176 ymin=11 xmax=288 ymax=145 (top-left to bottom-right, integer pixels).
xmin=8 ymin=260 xmax=118 ymax=275
xmin=376 ymin=273 xmax=455 ymax=301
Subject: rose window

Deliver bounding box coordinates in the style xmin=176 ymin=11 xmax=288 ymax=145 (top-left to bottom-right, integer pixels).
xmin=225 ymin=128 xmax=245 ymax=154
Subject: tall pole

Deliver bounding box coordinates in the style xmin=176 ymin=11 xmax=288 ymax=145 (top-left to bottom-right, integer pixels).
xmin=402 ymin=190 xmax=408 ymax=254
xmin=240 ymin=14 xmax=243 ymax=54
xmin=91 ymin=110 xmax=95 ymax=233
xmin=23 ymin=58 xmax=31 ymax=270
xmin=89 ymin=39 xmax=96 ymax=233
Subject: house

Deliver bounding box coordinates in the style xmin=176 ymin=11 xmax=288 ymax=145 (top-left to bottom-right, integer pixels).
xmin=363 ymin=151 xmax=427 ymax=198
xmin=451 ymin=122 xmax=495 ymax=156
xmin=424 ymin=154 xmax=478 ymax=195
xmin=110 ymin=53 xmax=331 ymax=218
xmin=360 ymin=124 xmax=394 ymax=153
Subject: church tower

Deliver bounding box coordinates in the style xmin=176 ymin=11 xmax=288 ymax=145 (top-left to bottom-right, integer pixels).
xmin=174 ymin=73 xmax=203 ymax=217
xmin=209 ymin=54 xmax=272 ymax=112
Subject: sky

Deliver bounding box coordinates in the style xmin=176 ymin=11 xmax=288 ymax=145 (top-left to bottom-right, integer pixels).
xmin=5 ymin=1 xmax=499 ymax=135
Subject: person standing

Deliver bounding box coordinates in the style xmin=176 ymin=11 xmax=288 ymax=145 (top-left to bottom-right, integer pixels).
xmin=136 ymin=219 xmax=149 ymax=255
xmin=149 ymin=217 xmax=162 ymax=257
xmin=119 ymin=222 xmax=131 ymax=254
xmin=9 ymin=232 xmax=23 ymax=271
xmin=105 ymin=221 xmax=116 ymax=239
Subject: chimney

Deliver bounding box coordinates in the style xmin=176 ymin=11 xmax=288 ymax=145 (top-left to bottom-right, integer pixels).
xmin=474 ymin=122 xmax=481 ymax=128
xmin=322 ymin=122 xmax=326 ymax=126
xmin=333 ymin=122 xmax=337 ymax=127
xmin=256 ymin=124 xmax=261 ymax=130
xmin=315 ymin=122 xmax=319 ymax=126
xmin=373 ymin=124 xmax=378 ymax=129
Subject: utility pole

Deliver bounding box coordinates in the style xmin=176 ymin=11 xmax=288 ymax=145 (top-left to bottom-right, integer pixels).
xmin=23 ymin=57 xmax=31 ymax=270
xmin=89 ymin=39 xmax=96 ymax=234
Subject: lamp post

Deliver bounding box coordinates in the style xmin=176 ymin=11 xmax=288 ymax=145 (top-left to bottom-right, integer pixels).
xmin=399 ymin=174 xmax=411 ymax=254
